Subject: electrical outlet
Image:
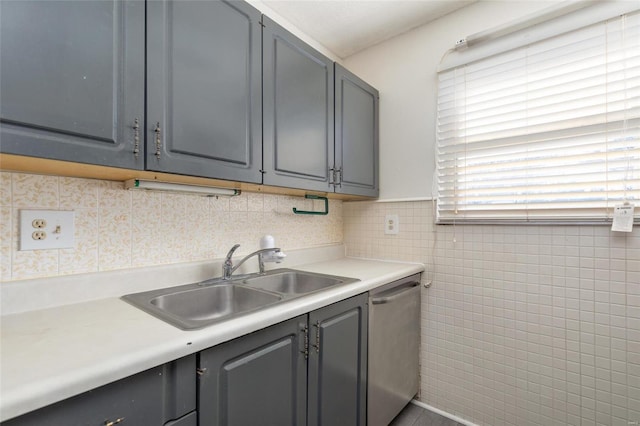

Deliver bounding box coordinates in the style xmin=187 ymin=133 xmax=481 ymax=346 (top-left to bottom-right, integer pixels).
xmin=32 ymin=231 xmax=47 ymax=240
xmin=32 ymin=219 xmax=47 ymax=228
xmin=20 ymin=210 xmax=75 ymax=250
xmin=384 ymin=214 xmax=399 ymax=235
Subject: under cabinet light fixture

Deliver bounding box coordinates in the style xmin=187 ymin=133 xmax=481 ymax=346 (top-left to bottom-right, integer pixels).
xmin=124 ymin=179 xmax=240 ymax=197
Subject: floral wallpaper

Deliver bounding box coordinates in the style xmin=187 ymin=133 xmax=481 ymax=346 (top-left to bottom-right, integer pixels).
xmin=0 ymin=172 xmax=343 ymax=281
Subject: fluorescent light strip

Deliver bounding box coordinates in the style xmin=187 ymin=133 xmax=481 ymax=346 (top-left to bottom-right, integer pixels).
xmin=124 ymin=179 xmax=240 ymax=197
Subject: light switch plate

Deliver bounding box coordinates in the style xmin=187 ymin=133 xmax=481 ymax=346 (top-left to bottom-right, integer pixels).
xmin=20 ymin=210 xmax=75 ymax=250
xmin=384 ymin=214 xmax=399 ymax=235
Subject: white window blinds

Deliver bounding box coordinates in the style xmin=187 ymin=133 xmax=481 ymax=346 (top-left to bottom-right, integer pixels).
xmin=436 ymin=8 xmax=640 ymax=224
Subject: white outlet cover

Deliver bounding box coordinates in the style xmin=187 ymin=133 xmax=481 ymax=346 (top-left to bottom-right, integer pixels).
xmin=20 ymin=210 xmax=75 ymax=250
xmin=384 ymin=214 xmax=399 ymax=235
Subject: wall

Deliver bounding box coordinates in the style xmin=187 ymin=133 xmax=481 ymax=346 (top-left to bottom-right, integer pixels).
xmin=343 ymin=1 xmax=554 ymax=200
xmin=250 ymin=0 xmax=342 ymax=63
xmin=342 ymin=2 xmax=640 ymax=426
xmin=0 ymin=172 xmax=342 ymax=281
xmin=345 ymin=200 xmax=639 ymax=426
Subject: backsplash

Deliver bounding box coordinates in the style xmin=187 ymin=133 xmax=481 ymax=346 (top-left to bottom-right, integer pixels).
xmin=0 ymin=172 xmax=342 ymax=281
xmin=345 ymin=200 xmax=639 ymax=426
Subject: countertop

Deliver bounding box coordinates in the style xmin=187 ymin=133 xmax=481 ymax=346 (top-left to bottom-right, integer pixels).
xmin=0 ymin=257 xmax=424 ymax=422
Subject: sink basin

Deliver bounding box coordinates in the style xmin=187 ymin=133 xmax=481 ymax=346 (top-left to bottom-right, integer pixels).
xmin=242 ymin=269 xmax=358 ymax=295
xmin=122 ymin=268 xmax=359 ymax=330
xmin=123 ymin=283 xmax=282 ymax=330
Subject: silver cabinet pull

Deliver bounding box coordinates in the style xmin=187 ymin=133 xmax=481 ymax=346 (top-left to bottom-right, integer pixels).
xmin=328 ymin=167 xmax=342 ymax=187
xmin=311 ymin=320 xmax=321 ymax=353
xmin=104 ymin=418 xmax=125 ymax=426
xmin=300 ymin=325 xmax=309 ymax=359
xmin=154 ymin=122 xmax=162 ymax=159
xmin=132 ymin=118 xmax=140 ymax=157
xmin=328 ymin=167 xmax=336 ymax=185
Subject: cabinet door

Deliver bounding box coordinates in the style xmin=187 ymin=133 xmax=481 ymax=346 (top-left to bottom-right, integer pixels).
xmin=263 ymin=16 xmax=335 ymax=192
xmin=198 ymin=316 xmax=307 ymax=426
xmin=335 ymin=64 xmax=379 ymax=197
xmin=0 ymin=0 xmax=144 ymax=169
xmin=3 ymin=355 xmax=196 ymax=426
xmin=308 ymin=294 xmax=368 ymax=426
xmin=146 ymin=0 xmax=262 ymax=183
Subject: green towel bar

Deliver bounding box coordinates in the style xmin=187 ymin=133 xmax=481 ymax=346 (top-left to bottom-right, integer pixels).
xmin=292 ymin=194 xmax=329 ymax=215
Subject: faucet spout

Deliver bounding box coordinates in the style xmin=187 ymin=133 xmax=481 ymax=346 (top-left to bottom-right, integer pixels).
xmin=222 ymin=244 xmax=241 ymax=280
xmin=222 ymin=245 xmax=282 ymax=280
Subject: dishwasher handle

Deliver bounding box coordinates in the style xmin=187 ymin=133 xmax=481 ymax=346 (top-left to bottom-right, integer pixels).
xmin=371 ymin=281 xmax=419 ymax=304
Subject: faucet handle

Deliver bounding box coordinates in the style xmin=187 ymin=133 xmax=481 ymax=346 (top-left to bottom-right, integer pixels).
xmin=225 ymin=244 xmax=241 ymax=262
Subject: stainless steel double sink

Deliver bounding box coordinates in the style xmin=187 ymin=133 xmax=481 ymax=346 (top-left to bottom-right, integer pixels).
xmin=122 ymin=269 xmax=359 ymax=330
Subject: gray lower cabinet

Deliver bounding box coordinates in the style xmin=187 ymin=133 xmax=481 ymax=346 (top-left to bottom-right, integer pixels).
xmin=198 ymin=294 xmax=368 ymax=426
xmin=198 ymin=315 xmax=308 ymax=426
xmin=335 ymin=64 xmax=380 ymax=198
xmin=2 ymin=354 xmax=196 ymax=426
xmin=262 ymin=16 xmax=335 ymax=192
xmin=308 ymin=293 xmax=368 ymax=426
xmin=0 ymin=0 xmax=145 ymax=169
xmin=146 ymin=0 xmax=262 ymax=183
xmin=1 ymin=295 xmax=368 ymax=426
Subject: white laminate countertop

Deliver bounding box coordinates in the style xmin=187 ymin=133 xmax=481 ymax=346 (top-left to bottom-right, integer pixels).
xmin=0 ymin=257 xmax=424 ymax=422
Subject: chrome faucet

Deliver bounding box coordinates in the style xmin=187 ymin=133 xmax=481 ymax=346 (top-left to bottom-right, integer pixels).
xmin=222 ymin=244 xmax=282 ymax=280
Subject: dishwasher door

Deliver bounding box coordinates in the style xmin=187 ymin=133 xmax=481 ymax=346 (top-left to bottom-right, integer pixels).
xmin=368 ymin=274 xmax=421 ymax=426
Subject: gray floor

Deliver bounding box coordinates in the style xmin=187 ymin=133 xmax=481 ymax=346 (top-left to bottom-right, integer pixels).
xmin=388 ymin=403 xmax=465 ymax=426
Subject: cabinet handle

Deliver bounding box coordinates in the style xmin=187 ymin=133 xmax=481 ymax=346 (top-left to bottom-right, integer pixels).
xmin=311 ymin=320 xmax=321 ymax=353
xmin=328 ymin=168 xmax=342 ymax=188
xmin=132 ymin=118 xmax=140 ymax=157
xmin=301 ymin=325 xmax=309 ymax=359
xmin=154 ymin=122 xmax=162 ymax=159
xmin=104 ymin=418 xmax=125 ymax=426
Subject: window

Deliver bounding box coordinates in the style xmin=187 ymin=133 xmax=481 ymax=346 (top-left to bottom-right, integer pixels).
xmin=436 ymin=6 xmax=639 ymax=224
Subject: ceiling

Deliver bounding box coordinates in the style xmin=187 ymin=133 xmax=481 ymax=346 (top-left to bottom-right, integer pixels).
xmin=262 ymin=0 xmax=477 ymax=59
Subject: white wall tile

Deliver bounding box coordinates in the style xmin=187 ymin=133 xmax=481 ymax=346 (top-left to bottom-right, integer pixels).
xmin=344 ymin=199 xmax=638 ymax=426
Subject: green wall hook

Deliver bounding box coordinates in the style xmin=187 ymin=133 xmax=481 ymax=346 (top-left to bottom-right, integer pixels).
xmin=292 ymin=194 xmax=329 ymax=215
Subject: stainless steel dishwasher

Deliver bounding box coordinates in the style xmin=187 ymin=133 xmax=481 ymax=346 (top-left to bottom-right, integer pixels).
xmin=368 ymin=273 xmax=421 ymax=426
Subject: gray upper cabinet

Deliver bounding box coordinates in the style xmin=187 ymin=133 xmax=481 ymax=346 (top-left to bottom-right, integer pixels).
xmin=308 ymin=293 xmax=368 ymax=426
xmin=198 ymin=315 xmax=307 ymax=426
xmin=263 ymin=16 xmax=335 ymax=192
xmin=335 ymin=64 xmax=379 ymax=197
xmin=262 ymin=17 xmax=378 ymax=197
xmin=1 ymin=0 xmax=378 ymax=198
xmin=146 ymin=0 xmax=262 ymax=183
xmin=0 ymin=0 xmax=145 ymax=169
